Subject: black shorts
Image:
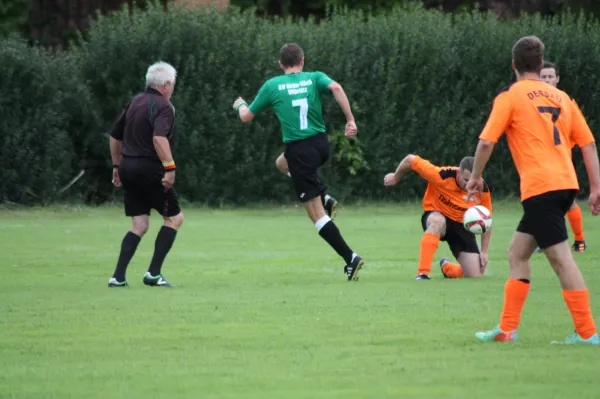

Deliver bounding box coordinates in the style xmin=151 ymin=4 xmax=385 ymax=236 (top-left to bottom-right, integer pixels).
xmin=421 ymin=211 xmax=479 ymax=259
xmin=118 ymin=156 xmax=181 ymax=217
xmin=517 ymin=189 xmax=577 ymax=249
xmin=284 ymin=133 xmax=329 ymax=203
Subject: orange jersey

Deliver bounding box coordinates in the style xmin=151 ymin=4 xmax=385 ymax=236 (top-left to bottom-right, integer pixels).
xmin=479 ymin=80 xmax=595 ymax=201
xmin=570 ymin=98 xmax=593 ymax=151
xmin=411 ymin=156 xmax=493 ymax=223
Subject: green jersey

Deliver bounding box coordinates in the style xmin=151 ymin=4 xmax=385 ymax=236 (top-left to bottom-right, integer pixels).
xmin=248 ymin=71 xmax=335 ymax=143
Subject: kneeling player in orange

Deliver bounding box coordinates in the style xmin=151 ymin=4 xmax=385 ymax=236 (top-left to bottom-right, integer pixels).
xmin=384 ymin=155 xmax=493 ymax=280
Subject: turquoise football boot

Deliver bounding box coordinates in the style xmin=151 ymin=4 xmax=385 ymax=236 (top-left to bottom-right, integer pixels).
xmin=475 ymin=326 xmax=518 ymax=342
xmin=559 ymin=331 xmax=599 ymax=345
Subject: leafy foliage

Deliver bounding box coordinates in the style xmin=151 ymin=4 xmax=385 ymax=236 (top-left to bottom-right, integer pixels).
xmin=0 ymin=0 xmax=30 ymax=38
xmin=2 ymin=4 xmax=600 ymax=205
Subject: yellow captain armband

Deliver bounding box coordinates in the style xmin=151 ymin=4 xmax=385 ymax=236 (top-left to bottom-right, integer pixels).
xmin=162 ymin=160 xmax=176 ymax=171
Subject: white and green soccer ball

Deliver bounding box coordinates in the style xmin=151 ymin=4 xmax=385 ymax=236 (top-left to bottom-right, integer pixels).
xmin=463 ymin=205 xmax=492 ymax=234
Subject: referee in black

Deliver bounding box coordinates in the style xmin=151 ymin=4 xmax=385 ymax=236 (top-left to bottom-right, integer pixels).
xmin=108 ymin=61 xmax=183 ymax=288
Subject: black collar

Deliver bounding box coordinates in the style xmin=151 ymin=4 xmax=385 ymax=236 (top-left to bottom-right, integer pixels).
xmin=145 ymin=87 xmax=163 ymax=96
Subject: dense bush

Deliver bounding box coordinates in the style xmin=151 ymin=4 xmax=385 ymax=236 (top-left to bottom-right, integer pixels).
xmin=0 ymin=37 xmax=100 ymax=204
xmin=2 ymin=4 xmax=600 ymax=205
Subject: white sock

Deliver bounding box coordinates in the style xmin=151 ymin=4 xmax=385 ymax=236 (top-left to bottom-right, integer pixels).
xmin=315 ymin=215 xmax=331 ymax=232
xmin=286 ymin=172 xmax=291 ymax=177
xmin=351 ymin=253 xmax=357 ymax=262
xmin=324 ymin=194 xmax=331 ymax=202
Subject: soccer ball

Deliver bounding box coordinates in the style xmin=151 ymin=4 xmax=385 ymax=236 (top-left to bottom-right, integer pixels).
xmin=463 ymin=205 xmax=492 ymax=234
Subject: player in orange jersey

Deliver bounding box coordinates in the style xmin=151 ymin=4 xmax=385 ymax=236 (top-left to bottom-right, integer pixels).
xmin=384 ymin=155 xmax=493 ymax=280
xmin=467 ymin=36 xmax=600 ymax=345
xmin=536 ymin=61 xmax=587 ymax=252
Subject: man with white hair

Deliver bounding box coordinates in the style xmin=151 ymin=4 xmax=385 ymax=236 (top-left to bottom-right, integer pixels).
xmin=108 ymin=61 xmax=183 ymax=288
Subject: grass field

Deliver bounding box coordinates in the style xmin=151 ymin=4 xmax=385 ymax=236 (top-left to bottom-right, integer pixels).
xmin=2 ymin=201 xmax=600 ymax=399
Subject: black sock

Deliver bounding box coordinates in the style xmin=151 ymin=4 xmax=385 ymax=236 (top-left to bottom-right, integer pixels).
xmin=318 ymin=220 xmax=354 ymax=263
xmin=113 ymin=232 xmax=141 ymax=282
xmin=321 ymin=192 xmax=326 ymax=206
xmin=148 ymin=226 xmax=178 ymax=276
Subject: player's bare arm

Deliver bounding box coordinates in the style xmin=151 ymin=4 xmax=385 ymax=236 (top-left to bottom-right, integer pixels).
xmin=109 ymin=104 xmax=127 ymax=188
xmin=153 ymin=136 xmax=176 ymax=189
xmin=467 ymin=140 xmax=495 ymax=198
xmin=151 ymin=103 xmax=177 ymax=189
xmin=384 ymin=154 xmax=415 ymax=186
xmin=580 ymin=142 xmax=600 ymax=215
xmin=480 ymin=228 xmax=492 ymax=270
xmin=109 ymin=136 xmax=122 ymax=187
xmin=233 ymin=97 xmax=254 ymax=123
xmin=328 ymin=82 xmax=357 ymax=137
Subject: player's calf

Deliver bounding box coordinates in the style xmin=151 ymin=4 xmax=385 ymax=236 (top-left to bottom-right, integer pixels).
xmin=305 ymin=197 xmax=362 ymax=281
xmin=458 ymin=252 xmax=485 ymax=278
xmin=545 ymin=241 xmax=597 ymax=340
xmin=143 ymin=212 xmax=184 ymax=288
xmin=566 ymin=203 xmax=586 ymax=251
xmin=322 ymin=193 xmax=338 ymax=220
xmin=275 ymin=153 xmax=289 ymax=175
xmin=415 ymin=212 xmax=445 ymax=279
xmin=477 ymin=233 xmax=535 ymax=342
xmin=108 ymin=215 xmax=148 ymax=286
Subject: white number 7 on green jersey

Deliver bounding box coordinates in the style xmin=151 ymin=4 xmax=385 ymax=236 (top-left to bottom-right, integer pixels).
xmin=292 ymin=98 xmax=308 ymax=130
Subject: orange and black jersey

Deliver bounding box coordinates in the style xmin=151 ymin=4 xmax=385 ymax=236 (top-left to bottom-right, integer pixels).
xmin=479 ymin=80 xmax=595 ymax=201
xmin=411 ymin=156 xmax=493 ymax=223
xmin=569 ymin=98 xmax=592 ymax=151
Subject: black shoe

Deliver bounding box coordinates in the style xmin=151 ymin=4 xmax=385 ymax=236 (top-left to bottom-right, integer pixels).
xmin=572 ymin=240 xmax=587 ymax=252
xmin=324 ymin=195 xmax=338 ymax=220
xmin=143 ymin=272 xmax=175 ymax=287
xmin=344 ymin=255 xmax=364 ymax=281
xmin=108 ymin=277 xmax=128 ymax=287
xmin=439 ymin=257 xmax=450 ymax=279
xmin=415 ymin=273 xmax=430 ymax=280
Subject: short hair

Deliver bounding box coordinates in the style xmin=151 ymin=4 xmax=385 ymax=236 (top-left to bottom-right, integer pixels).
xmin=459 ymin=156 xmax=475 ymax=172
xmin=280 ymin=43 xmax=304 ymax=68
xmin=543 ymin=61 xmax=559 ymax=76
xmin=146 ymin=61 xmax=177 ymax=88
xmin=512 ymin=36 xmax=545 ymax=74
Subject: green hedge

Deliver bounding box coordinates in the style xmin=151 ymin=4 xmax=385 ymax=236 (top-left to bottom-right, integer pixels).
xmin=0 ymin=37 xmax=101 ymax=204
xmin=2 ymin=4 xmax=600 ymax=205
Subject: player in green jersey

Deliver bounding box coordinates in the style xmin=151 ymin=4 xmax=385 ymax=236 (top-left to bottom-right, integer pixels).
xmin=232 ymin=43 xmax=364 ymax=281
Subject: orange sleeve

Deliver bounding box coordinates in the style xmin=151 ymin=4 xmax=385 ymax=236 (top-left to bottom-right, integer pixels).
xmin=411 ymin=156 xmax=443 ymax=184
xmin=479 ymin=91 xmax=513 ymax=143
xmin=570 ymin=99 xmax=595 ymax=148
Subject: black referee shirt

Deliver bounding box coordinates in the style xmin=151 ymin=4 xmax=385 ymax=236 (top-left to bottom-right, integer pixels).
xmin=110 ymin=87 xmax=176 ymax=161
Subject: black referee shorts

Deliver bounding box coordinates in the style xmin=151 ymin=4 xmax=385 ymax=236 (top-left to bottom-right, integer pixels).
xmin=421 ymin=211 xmax=480 ymax=259
xmin=517 ymin=189 xmax=577 ymax=249
xmin=284 ymin=133 xmax=329 ymax=203
xmin=118 ymin=156 xmax=181 ymax=217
